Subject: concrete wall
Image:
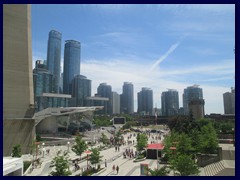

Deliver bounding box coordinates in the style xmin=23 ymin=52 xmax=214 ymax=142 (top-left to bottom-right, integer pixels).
xmin=36 ymin=117 xmax=58 ymax=134
xmin=3 ymin=4 xmax=34 ymax=119
xmin=3 ymin=119 xmax=35 ymax=156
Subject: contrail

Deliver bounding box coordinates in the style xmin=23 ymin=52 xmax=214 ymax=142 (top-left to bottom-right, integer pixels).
xmin=150 ymin=41 xmax=181 ymax=71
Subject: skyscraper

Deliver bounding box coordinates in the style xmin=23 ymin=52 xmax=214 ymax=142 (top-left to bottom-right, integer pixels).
xmin=161 ymin=89 xmax=179 ymax=116
xmin=71 ymin=75 xmax=91 ymax=107
xmin=47 ymin=30 xmax=62 ymax=93
xmin=183 ymin=85 xmax=203 ymax=115
xmin=223 ymin=87 xmax=235 ymax=114
xmin=97 ymin=83 xmax=112 ymax=114
xmin=63 ymin=40 xmax=81 ymax=94
xmin=137 ymin=87 xmax=153 ymax=115
xmin=112 ymin=92 xmax=120 ymax=114
xmin=121 ymin=82 xmax=134 ymax=114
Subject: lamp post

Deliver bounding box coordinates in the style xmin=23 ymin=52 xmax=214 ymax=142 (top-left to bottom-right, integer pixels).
xmin=42 ymin=142 xmax=45 ymax=158
xmin=67 ymin=141 xmax=70 ymax=153
xmin=232 ymin=128 xmax=235 ymax=147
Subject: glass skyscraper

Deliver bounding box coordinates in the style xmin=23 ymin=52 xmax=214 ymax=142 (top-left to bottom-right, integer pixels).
xmin=161 ymin=89 xmax=179 ymax=116
xmin=47 ymin=30 xmax=62 ymax=93
xmin=63 ymin=40 xmax=81 ymax=94
xmin=97 ymin=83 xmax=112 ymax=115
xmin=183 ymin=85 xmax=203 ymax=115
xmin=137 ymin=87 xmax=153 ymax=115
xmin=121 ymin=82 xmax=134 ymax=114
xmin=71 ymin=75 xmax=91 ymax=107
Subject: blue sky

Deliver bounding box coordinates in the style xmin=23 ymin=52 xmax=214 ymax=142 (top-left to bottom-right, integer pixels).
xmin=31 ymin=4 xmax=235 ymax=114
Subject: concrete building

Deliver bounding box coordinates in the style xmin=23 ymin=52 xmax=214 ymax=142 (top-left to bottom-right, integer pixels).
xmin=3 ymin=157 xmax=23 ymax=176
xmin=161 ymin=89 xmax=179 ymax=116
xmin=86 ymin=96 xmax=109 ymax=115
xmin=137 ymin=87 xmax=153 ymax=115
xmin=47 ymin=30 xmax=62 ymax=93
xmin=223 ymin=87 xmax=235 ymax=114
xmin=189 ymin=99 xmax=205 ymax=119
xmin=121 ymin=82 xmax=134 ymax=114
xmin=63 ymin=40 xmax=81 ymax=94
xmin=97 ymin=83 xmax=112 ymax=115
xmin=183 ymin=85 xmax=203 ymax=115
xmin=71 ymin=75 xmax=91 ymax=107
xmin=3 ymin=4 xmax=35 ymax=155
xmin=112 ymin=92 xmax=120 ymax=114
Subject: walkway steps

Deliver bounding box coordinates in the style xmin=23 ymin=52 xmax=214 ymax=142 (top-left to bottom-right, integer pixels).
xmin=204 ymin=161 xmax=225 ymax=176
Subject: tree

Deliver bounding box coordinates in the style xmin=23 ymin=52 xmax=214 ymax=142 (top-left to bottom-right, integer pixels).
xmin=36 ymin=134 xmax=42 ymax=142
xmin=72 ymin=136 xmax=88 ymax=160
xmin=136 ymin=133 xmax=148 ymax=151
xmin=170 ymin=154 xmax=200 ymax=176
xmin=99 ymin=133 xmax=108 ymax=145
xmin=50 ymin=151 xmax=71 ymax=176
xmin=176 ymin=133 xmax=194 ymax=155
xmin=147 ymin=166 xmax=170 ymax=176
xmin=89 ymin=148 xmax=103 ymax=170
xmin=12 ymin=144 xmax=21 ymax=157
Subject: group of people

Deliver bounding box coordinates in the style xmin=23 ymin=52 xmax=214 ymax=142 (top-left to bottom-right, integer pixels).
xmin=123 ymin=148 xmax=136 ymax=159
xmin=112 ymin=165 xmax=119 ymax=174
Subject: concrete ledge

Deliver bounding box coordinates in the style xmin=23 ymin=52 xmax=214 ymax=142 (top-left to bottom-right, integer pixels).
xmin=92 ymin=167 xmax=107 ymax=176
xmin=133 ymin=157 xmax=146 ymax=162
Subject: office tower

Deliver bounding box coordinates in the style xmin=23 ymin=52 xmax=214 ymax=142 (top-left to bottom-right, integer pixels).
xmin=63 ymin=40 xmax=81 ymax=94
xmin=161 ymin=89 xmax=179 ymax=116
xmin=3 ymin=4 xmax=35 ymax=155
xmin=183 ymin=85 xmax=203 ymax=115
xmin=121 ymin=82 xmax=134 ymax=114
xmin=97 ymin=83 xmax=112 ymax=114
xmin=71 ymin=75 xmax=91 ymax=107
xmin=112 ymin=92 xmax=120 ymax=114
xmin=223 ymin=87 xmax=235 ymax=114
xmin=47 ymin=30 xmax=62 ymax=93
xmin=59 ymin=72 xmax=63 ymax=93
xmin=33 ymin=60 xmax=54 ymax=104
xmin=137 ymin=87 xmax=153 ymax=115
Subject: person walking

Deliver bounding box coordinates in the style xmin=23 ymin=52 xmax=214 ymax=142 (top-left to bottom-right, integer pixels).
xmin=116 ymin=165 xmax=119 ymax=174
xmin=112 ymin=165 xmax=115 ymax=173
xmin=105 ymin=159 xmax=107 ymax=168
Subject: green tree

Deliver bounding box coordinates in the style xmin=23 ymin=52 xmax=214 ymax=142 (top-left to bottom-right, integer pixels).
xmin=36 ymin=134 xmax=42 ymax=142
xmin=72 ymin=136 xmax=88 ymax=160
xmin=12 ymin=144 xmax=21 ymax=157
xmin=89 ymin=148 xmax=103 ymax=170
xmin=170 ymin=154 xmax=200 ymax=176
xmin=50 ymin=151 xmax=71 ymax=176
xmin=176 ymin=133 xmax=194 ymax=155
xmin=136 ymin=133 xmax=148 ymax=151
xmin=99 ymin=133 xmax=108 ymax=145
xmin=122 ymin=121 xmax=136 ymax=129
xmin=147 ymin=166 xmax=170 ymax=176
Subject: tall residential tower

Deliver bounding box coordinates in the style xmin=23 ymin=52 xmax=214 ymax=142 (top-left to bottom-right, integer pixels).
xmin=121 ymin=82 xmax=134 ymax=114
xmin=137 ymin=87 xmax=153 ymax=115
xmin=161 ymin=89 xmax=179 ymax=116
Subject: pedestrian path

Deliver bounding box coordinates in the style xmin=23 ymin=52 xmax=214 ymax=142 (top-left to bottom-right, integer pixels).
xmin=204 ymin=161 xmax=225 ymax=176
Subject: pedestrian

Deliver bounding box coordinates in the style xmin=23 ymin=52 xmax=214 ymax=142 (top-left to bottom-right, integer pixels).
xmin=116 ymin=165 xmax=119 ymax=174
xmin=112 ymin=165 xmax=115 ymax=173
xmin=105 ymin=159 xmax=107 ymax=167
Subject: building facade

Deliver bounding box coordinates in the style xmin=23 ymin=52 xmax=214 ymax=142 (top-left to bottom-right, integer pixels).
xmin=121 ymin=82 xmax=134 ymax=114
xmin=183 ymin=85 xmax=203 ymax=115
xmin=71 ymin=75 xmax=91 ymax=107
xmin=46 ymin=30 xmax=62 ymax=93
xmin=189 ymin=99 xmax=205 ymax=119
xmin=161 ymin=89 xmax=179 ymax=116
xmin=137 ymin=87 xmax=153 ymax=115
xmin=112 ymin=92 xmax=120 ymax=114
xmin=223 ymin=87 xmax=235 ymax=114
xmin=63 ymin=40 xmax=81 ymax=94
xmin=97 ymin=83 xmax=112 ymax=114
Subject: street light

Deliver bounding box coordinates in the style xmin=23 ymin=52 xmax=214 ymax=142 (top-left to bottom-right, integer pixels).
xmin=67 ymin=141 xmax=70 ymax=153
xmin=42 ymin=142 xmax=45 ymax=158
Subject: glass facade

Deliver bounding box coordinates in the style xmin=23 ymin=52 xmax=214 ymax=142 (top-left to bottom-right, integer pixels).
xmin=97 ymin=83 xmax=112 ymax=114
xmin=63 ymin=40 xmax=81 ymax=94
xmin=183 ymin=85 xmax=203 ymax=115
xmin=161 ymin=89 xmax=179 ymax=116
xmin=47 ymin=30 xmax=62 ymax=93
xmin=71 ymin=75 xmax=91 ymax=107
xmin=121 ymin=82 xmax=134 ymax=114
xmin=137 ymin=87 xmax=153 ymax=115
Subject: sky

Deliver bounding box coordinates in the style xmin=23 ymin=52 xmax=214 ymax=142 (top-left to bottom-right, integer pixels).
xmin=31 ymin=4 xmax=235 ymax=114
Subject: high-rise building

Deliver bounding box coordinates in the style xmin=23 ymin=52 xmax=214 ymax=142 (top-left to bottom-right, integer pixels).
xmin=223 ymin=87 xmax=235 ymax=114
xmin=189 ymin=99 xmax=205 ymax=119
xmin=183 ymin=85 xmax=203 ymax=115
xmin=112 ymin=92 xmax=120 ymax=114
xmin=71 ymin=75 xmax=91 ymax=107
xmin=33 ymin=60 xmax=54 ymax=109
xmin=63 ymin=40 xmax=81 ymax=94
xmin=161 ymin=89 xmax=179 ymax=116
xmin=137 ymin=87 xmax=153 ymax=115
xmin=97 ymin=83 xmax=112 ymax=114
xmin=3 ymin=4 xmax=35 ymax=155
xmin=47 ymin=30 xmax=62 ymax=93
xmin=121 ymin=82 xmax=134 ymax=114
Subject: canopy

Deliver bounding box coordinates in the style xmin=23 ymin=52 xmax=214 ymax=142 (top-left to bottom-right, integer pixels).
xmin=147 ymin=143 xmax=164 ymax=150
